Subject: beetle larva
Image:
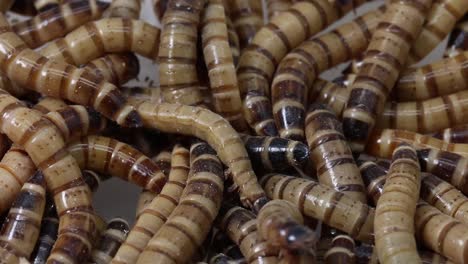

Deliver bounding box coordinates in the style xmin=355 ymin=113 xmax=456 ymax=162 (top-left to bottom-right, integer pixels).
xmin=407 ymin=0 xmax=468 ymax=64
xmin=136 ymin=141 xmax=224 ymax=263
xmin=112 ymin=144 xmax=189 ymax=264
xmin=446 ymin=15 xmax=468 ymax=58
xmin=0 ymin=171 xmax=46 ymax=260
xmin=357 ymin=160 xmax=387 ymax=205
xmin=83 ymin=53 xmax=140 ymax=86
xmin=305 ymin=104 xmax=367 ymax=203
xmin=34 ymin=0 xmax=61 ymax=12
xmin=272 ymin=7 xmax=384 ymax=140
xmin=374 ymin=143 xmax=421 ymax=263
xmin=108 ymin=0 xmax=141 ymax=19
xmin=358 ymin=153 xmax=391 ymax=170
xmin=226 ymin=16 xmax=240 ymax=66
xmin=201 ymin=0 xmax=248 ymax=131
xmin=342 ymin=0 xmax=432 ymax=153
xmin=33 ymin=97 xmax=68 ymax=113
xmin=433 ymin=124 xmax=468 ymax=143
xmin=240 ymin=134 xmax=309 ymax=172
xmin=0 ymin=0 xmax=14 ymax=12
xmin=218 ymin=206 xmax=280 ymax=264
xmin=136 ymin=102 xmax=268 ymax=210
xmin=91 ymin=218 xmax=130 ymax=264
xmin=227 ymin=0 xmax=263 ymax=49
xmin=324 ymin=235 xmax=356 ymax=264
xmin=266 ymin=0 xmax=292 ymax=19
xmin=13 ymin=0 xmax=109 ymax=49
xmin=30 ymin=202 xmax=58 ymax=264
xmin=261 ymin=174 xmax=374 ymax=243
xmin=152 ymin=0 xmax=168 ymax=21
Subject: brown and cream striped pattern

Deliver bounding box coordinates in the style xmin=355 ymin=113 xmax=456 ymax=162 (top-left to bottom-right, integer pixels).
xmin=445 ymin=16 xmax=468 ymax=57
xmin=433 ymin=124 xmax=468 ymax=143
xmin=227 ymin=0 xmax=263 ymax=49
xmin=30 ymin=203 xmax=59 ymax=264
xmin=357 ymin=160 xmax=387 ymax=205
xmin=34 ymin=0 xmax=61 ymax=12
xmin=91 ymin=218 xmax=130 ymax=264
xmin=83 ymin=53 xmax=140 ymax=86
xmin=266 ymin=0 xmax=293 ymax=20
xmin=324 ymin=235 xmax=356 ymax=264
xmin=226 ymin=15 xmax=241 ymax=66
xmin=108 ymin=0 xmax=141 ymax=19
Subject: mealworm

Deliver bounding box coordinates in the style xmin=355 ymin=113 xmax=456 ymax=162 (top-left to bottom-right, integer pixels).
xmin=30 ymin=202 xmax=58 ymax=264
xmin=13 ymin=0 xmax=108 ymax=49
xmin=261 ymin=174 xmax=375 ymax=243
xmin=342 ymin=0 xmax=432 ymax=153
xmin=407 ymin=0 xmax=468 ymax=64
xmin=446 ymin=15 xmax=468 ymax=58
xmin=266 ymin=0 xmax=292 ymax=19
xmin=227 ymin=0 xmax=263 ymax=49
xmin=136 ymin=102 xmax=268 ymax=210
xmin=121 ymin=86 xmax=162 ymax=103
xmin=272 ymin=7 xmax=384 ymax=140
xmin=305 ymin=104 xmax=367 ymax=203
xmin=0 ymin=74 xmax=30 ymax=98
xmin=433 ymin=124 xmax=468 ymax=143
xmin=112 ymin=144 xmax=189 ymax=264
xmin=226 ymin=16 xmax=240 ymax=66
xmin=91 ymin=218 xmax=130 ymax=264
xmin=240 ymin=134 xmax=309 ymax=171
xmin=108 ymin=0 xmax=141 ymax=19
xmin=134 ymin=189 xmax=155 ymax=219
xmin=218 ymin=206 xmax=280 ymax=264
xmin=136 ymin=141 xmax=224 ymax=263
xmin=358 ymin=153 xmax=391 ymax=170
xmin=152 ymin=0 xmax=168 ymax=21
xmin=83 ymin=53 xmax=140 ymax=86
xmin=0 ymin=0 xmax=14 ymax=12
xmin=324 ymin=235 xmax=356 ymax=264
xmin=374 ymin=143 xmax=421 ymax=263
xmin=201 ymin=0 xmax=248 ymax=131
xmin=357 ymin=160 xmax=387 ymax=205
xmin=0 ymin=171 xmax=46 ymax=260
xmin=239 ymin=0 xmax=367 ymax=136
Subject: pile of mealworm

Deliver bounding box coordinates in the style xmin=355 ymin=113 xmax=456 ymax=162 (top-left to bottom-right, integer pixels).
xmin=0 ymin=0 xmax=466 ymax=263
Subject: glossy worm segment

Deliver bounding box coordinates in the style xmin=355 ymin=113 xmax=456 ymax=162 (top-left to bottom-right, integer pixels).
xmin=226 ymin=16 xmax=240 ymax=66
xmin=305 ymin=104 xmax=367 ymax=203
xmin=272 ymin=7 xmax=384 ymax=140
xmin=433 ymin=124 xmax=468 ymax=143
xmin=91 ymin=218 xmax=130 ymax=264
xmin=108 ymin=0 xmax=141 ymax=19
xmin=446 ymin=15 xmax=468 ymax=58
xmin=0 ymin=171 xmax=46 ymax=261
xmin=201 ymin=0 xmax=248 ymax=131
xmin=121 ymin=86 xmax=162 ymax=104
xmin=83 ymin=53 xmax=140 ymax=86
xmin=31 ymin=203 xmax=59 ymax=264
xmin=374 ymin=143 xmax=421 ymax=263
xmin=261 ymin=174 xmax=375 ymax=243
xmin=219 ymin=206 xmax=280 ymax=264
xmin=266 ymin=0 xmax=293 ymax=19
xmin=34 ymin=0 xmax=61 ymax=12
xmin=136 ymin=141 xmax=225 ymax=264
xmin=240 ymin=134 xmax=309 ymax=172
xmin=0 ymin=15 xmax=141 ymax=127
xmin=157 ymin=0 xmax=205 ymax=106
xmin=342 ymin=0 xmax=432 ymax=153
xmin=227 ymin=0 xmax=263 ymax=49
xmin=136 ymin=102 xmax=268 ymax=210
xmin=112 ymin=145 xmax=189 ymax=264
xmin=324 ymin=235 xmax=356 ymax=264
xmin=357 ymin=160 xmax=387 ymax=205
xmin=13 ymin=0 xmax=109 ymax=49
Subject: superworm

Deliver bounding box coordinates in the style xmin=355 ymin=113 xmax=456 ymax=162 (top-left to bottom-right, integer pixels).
xmin=108 ymin=0 xmax=141 ymax=19
xmin=239 ymin=0 xmax=368 ymax=137
xmin=358 ymin=153 xmax=391 ymax=170
xmin=305 ymin=104 xmax=367 ymax=203
xmin=136 ymin=141 xmax=224 ymax=263
xmin=266 ymin=0 xmax=292 ymax=19
xmin=13 ymin=0 xmax=109 ymax=49
xmin=0 ymin=171 xmax=46 ymax=261
xmin=112 ymin=144 xmax=189 ymax=264
xmin=271 ymin=7 xmax=384 ymax=140
xmin=446 ymin=15 xmax=468 ymax=58
xmin=324 ymin=235 xmax=356 ymax=264
xmin=136 ymin=101 xmax=268 ymax=210
xmin=34 ymin=0 xmax=61 ymax=12
xmin=90 ymin=218 xmax=130 ymax=264
xmin=257 ymin=199 xmax=318 ymax=253
xmin=30 ymin=202 xmax=58 ymax=264
xmin=374 ymin=143 xmax=421 ymax=263
xmin=433 ymin=124 xmax=468 ymax=143
xmin=0 ymin=0 xmax=14 ymax=12
xmin=342 ymin=0 xmax=432 ymax=153
xmin=152 ymin=0 xmax=168 ymax=21
xmin=83 ymin=53 xmax=140 ymax=86
xmin=201 ymin=0 xmax=248 ymax=131
xmin=240 ymin=134 xmax=309 ymax=172
xmin=261 ymin=174 xmax=375 ymax=243
xmin=226 ymin=16 xmax=240 ymax=66
xmin=357 ymin=160 xmax=387 ymax=205
xmin=218 ymin=206 xmax=280 ymax=264
xmin=227 ymin=0 xmax=263 ymax=49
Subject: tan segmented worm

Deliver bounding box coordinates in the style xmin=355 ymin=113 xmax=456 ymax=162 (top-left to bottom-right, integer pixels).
xmin=201 ymin=0 xmax=248 ymax=131
xmin=0 ymin=171 xmax=46 ymax=261
xmin=34 ymin=0 xmax=61 ymax=12
xmin=374 ymin=143 xmax=421 ymax=263
xmin=31 ymin=202 xmax=59 ymax=264
xmin=0 ymin=0 xmax=14 ymax=12
xmin=239 ymin=0 xmax=368 ymax=137
xmin=266 ymin=0 xmax=292 ymax=19
xmin=152 ymin=0 xmax=168 ymax=21
xmin=227 ymin=0 xmax=263 ymax=49
xmin=83 ymin=53 xmax=140 ymax=86
xmin=112 ymin=144 xmax=189 ymax=264
xmin=305 ymin=104 xmax=367 ymax=203
xmin=261 ymin=174 xmax=375 ymax=243
xmin=0 ymin=15 xmax=141 ymax=127
xmin=121 ymin=86 xmax=162 ymax=103
xmin=433 ymin=124 xmax=468 ymax=143
xmin=91 ymin=218 xmax=130 ymax=264
xmin=13 ymin=0 xmax=109 ymax=49
xmin=226 ymin=16 xmax=240 ymax=66
xmin=108 ymin=0 xmax=141 ymax=19
xmin=407 ymin=0 xmax=468 ymax=64
xmin=136 ymin=141 xmax=224 ymax=263
xmin=358 ymin=153 xmax=391 ymax=170
xmin=218 ymin=206 xmax=280 ymax=264
xmin=272 ymin=7 xmax=384 ymax=140
xmin=324 ymin=235 xmax=356 ymax=264
xmin=342 ymin=0 xmax=432 ymax=153
xmin=446 ymin=15 xmax=468 ymax=58
xmin=357 ymin=160 xmax=387 ymax=205
xmin=0 ymin=74 xmax=30 ymax=98
xmin=136 ymin=102 xmax=268 ymax=210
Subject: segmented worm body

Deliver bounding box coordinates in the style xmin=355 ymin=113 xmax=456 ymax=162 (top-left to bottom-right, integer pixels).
xmin=240 ymin=134 xmax=309 ymax=171
xmin=34 ymin=0 xmax=61 ymax=12
xmin=261 ymin=174 xmax=374 ymax=242
xmin=91 ymin=218 xmax=130 ymax=264
xmin=342 ymin=0 xmax=432 ymax=153
xmin=266 ymin=0 xmax=292 ymax=19
xmin=227 ymin=0 xmax=263 ymax=49
xmin=31 ymin=203 xmax=58 ymax=264
xmin=446 ymin=15 xmax=468 ymax=57
xmin=13 ymin=0 xmax=109 ymax=49
xmin=83 ymin=53 xmax=140 ymax=86
xmin=324 ymin=235 xmax=356 ymax=264
xmin=226 ymin=16 xmax=240 ymax=66
xmin=305 ymin=104 xmax=367 ymax=203
xmin=108 ymin=0 xmax=141 ymax=19
xmin=374 ymin=144 xmax=421 ymax=263
xmin=433 ymin=124 xmax=468 ymax=143
xmin=136 ymin=141 xmax=224 ymax=263
xmin=121 ymin=86 xmax=162 ymax=103
xmin=357 ymin=160 xmax=387 ymax=205
xmin=152 ymin=0 xmax=168 ymax=21
xmin=136 ymin=102 xmax=267 ymax=210
xmin=201 ymin=0 xmax=247 ymax=131
xmin=272 ymin=7 xmax=384 ymax=140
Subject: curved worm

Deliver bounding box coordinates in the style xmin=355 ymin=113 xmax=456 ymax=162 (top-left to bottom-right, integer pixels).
xmin=305 ymin=104 xmax=367 ymax=203
xmin=266 ymin=0 xmax=292 ymax=19
xmin=342 ymin=0 xmax=432 ymax=153
xmin=357 ymin=160 xmax=387 ymax=205
xmin=83 ymin=53 xmax=140 ymax=86
xmin=152 ymin=0 xmax=168 ymax=21
xmin=433 ymin=124 xmax=468 ymax=143
xmin=107 ymin=0 xmax=141 ymax=19
xmin=324 ymin=235 xmax=356 ymax=264
xmin=34 ymin=0 xmax=61 ymax=12
xmin=136 ymin=141 xmax=224 ymax=263
xmin=446 ymin=15 xmax=468 ymax=58
xmin=260 ymin=174 xmax=375 ymax=243
xmin=91 ymin=218 xmax=130 ymax=264
xmin=272 ymin=7 xmax=384 ymax=140
xmin=30 ymin=202 xmax=59 ymax=264
xmin=227 ymin=0 xmax=263 ymax=49
xmin=226 ymin=16 xmax=240 ymax=66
